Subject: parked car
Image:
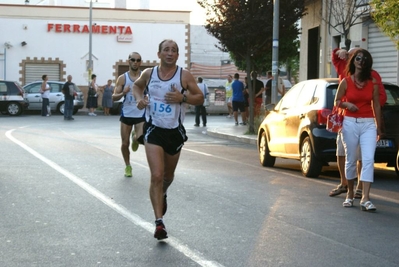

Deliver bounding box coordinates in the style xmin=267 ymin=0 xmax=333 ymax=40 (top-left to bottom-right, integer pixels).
xmin=0 ymin=80 xmax=29 ymax=116
xmin=23 ymin=81 xmax=84 ymax=115
xmin=257 ymin=78 xmax=399 ymax=178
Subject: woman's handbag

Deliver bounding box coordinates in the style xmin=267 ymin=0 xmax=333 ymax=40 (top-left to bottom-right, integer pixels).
xmin=326 ymin=106 xmax=343 ymax=133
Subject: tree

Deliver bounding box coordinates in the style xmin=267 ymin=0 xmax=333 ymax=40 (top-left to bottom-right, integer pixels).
xmin=322 ymin=0 xmax=371 ymax=50
xmin=370 ymin=0 xmax=399 ymax=49
xmin=197 ymin=0 xmax=305 ymax=133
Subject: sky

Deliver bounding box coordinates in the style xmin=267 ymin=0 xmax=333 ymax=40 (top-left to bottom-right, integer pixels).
xmin=0 ymin=0 xmax=207 ymax=25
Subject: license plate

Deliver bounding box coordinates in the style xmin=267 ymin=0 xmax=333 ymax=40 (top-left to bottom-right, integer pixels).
xmin=377 ymin=139 xmax=392 ymax=148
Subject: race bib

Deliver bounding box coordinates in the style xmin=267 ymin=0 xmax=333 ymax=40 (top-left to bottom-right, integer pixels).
xmin=150 ymin=98 xmax=175 ymax=119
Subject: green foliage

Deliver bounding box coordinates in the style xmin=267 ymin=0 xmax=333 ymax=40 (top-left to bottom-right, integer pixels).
xmin=370 ymin=0 xmax=399 ymax=50
xmin=197 ymin=0 xmax=305 ymax=72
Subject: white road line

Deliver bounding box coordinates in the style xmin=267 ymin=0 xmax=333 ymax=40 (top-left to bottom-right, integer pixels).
xmin=6 ymin=129 xmax=225 ymax=267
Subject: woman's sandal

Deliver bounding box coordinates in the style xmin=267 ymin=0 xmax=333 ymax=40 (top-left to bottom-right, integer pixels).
xmin=360 ymin=201 xmax=376 ymax=212
xmin=329 ymin=185 xmax=348 ymax=197
xmin=354 ymin=189 xmax=362 ymax=199
xmin=342 ymin=198 xmax=354 ymax=207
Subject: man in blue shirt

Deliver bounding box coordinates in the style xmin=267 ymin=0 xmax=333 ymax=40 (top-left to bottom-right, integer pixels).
xmin=231 ymin=73 xmax=247 ymax=125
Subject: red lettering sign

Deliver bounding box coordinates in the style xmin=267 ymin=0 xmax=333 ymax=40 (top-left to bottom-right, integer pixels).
xmin=63 ymin=24 xmax=71 ymax=32
xmin=73 ymin=24 xmax=80 ymax=33
xmin=47 ymin=23 xmax=132 ymax=35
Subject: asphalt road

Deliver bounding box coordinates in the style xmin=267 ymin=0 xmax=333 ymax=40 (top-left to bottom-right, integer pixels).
xmin=1 ymin=112 xmax=399 ymax=267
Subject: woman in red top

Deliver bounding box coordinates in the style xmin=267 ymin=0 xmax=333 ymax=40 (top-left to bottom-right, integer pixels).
xmin=334 ymin=49 xmax=381 ymax=211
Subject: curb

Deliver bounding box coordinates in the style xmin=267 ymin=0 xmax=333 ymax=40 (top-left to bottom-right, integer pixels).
xmin=206 ymin=130 xmax=257 ymax=146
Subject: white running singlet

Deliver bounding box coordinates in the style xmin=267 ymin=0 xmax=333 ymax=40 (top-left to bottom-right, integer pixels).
xmin=121 ymin=71 xmax=145 ymax=118
xmin=146 ymin=66 xmax=186 ymax=129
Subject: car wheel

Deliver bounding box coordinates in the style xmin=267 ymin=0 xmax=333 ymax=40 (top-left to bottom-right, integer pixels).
xmin=57 ymin=102 xmax=65 ymax=115
xmin=300 ymin=136 xmax=322 ymax=178
xmin=7 ymin=102 xmax=22 ymax=116
xmin=259 ymin=131 xmax=276 ymax=167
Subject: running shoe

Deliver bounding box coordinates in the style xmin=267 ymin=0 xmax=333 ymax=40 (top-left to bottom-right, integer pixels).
xmin=131 ymin=134 xmax=139 ymax=152
xmin=162 ymin=194 xmax=167 ymax=216
xmin=124 ymin=165 xmax=132 ymax=177
xmin=154 ymin=220 xmax=168 ymax=240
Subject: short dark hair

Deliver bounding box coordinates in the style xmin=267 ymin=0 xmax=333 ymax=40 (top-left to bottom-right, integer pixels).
xmin=198 ymin=77 xmax=203 ymax=83
xmin=42 ymin=74 xmax=47 ymax=80
xmin=128 ymin=52 xmax=141 ymax=60
xmin=158 ymin=39 xmax=179 ymax=54
xmin=234 ymin=73 xmax=239 ymax=79
xmin=91 ymin=74 xmax=96 ymax=79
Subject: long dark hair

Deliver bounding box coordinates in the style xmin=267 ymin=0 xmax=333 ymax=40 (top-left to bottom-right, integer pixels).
xmin=345 ymin=48 xmax=373 ymax=82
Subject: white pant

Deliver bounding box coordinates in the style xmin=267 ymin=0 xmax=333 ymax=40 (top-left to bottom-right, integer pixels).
xmin=341 ymin=117 xmax=376 ymax=183
xmin=336 ymin=131 xmax=361 ymax=159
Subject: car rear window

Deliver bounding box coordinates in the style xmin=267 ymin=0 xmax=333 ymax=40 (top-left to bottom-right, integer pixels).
xmin=326 ymin=84 xmax=338 ymax=109
xmin=0 ymin=81 xmax=22 ymax=96
xmin=384 ymin=84 xmax=399 ymax=106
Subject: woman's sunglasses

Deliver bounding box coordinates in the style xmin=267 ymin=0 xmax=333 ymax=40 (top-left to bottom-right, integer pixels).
xmin=355 ymin=56 xmax=367 ymax=62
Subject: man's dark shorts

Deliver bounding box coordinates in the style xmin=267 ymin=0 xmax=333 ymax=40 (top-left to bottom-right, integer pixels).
xmin=120 ymin=116 xmax=146 ymax=144
xmin=232 ymin=101 xmax=245 ymax=112
xmin=144 ymin=123 xmax=187 ymax=155
xmin=119 ymin=116 xmax=145 ymax=126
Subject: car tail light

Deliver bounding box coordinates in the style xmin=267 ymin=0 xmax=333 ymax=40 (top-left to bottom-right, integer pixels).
xmin=317 ymin=108 xmax=332 ymax=126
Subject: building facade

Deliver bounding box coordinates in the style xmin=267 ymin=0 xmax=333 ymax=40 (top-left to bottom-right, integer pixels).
xmin=0 ymin=4 xmax=190 ymax=87
xmin=300 ymin=0 xmax=399 ymax=85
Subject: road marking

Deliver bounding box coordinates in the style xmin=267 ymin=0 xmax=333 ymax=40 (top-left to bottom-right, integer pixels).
xmin=6 ymin=129 xmax=225 ymax=267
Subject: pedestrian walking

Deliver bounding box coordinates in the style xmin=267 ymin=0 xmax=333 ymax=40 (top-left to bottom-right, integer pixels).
xmin=194 ymin=77 xmax=208 ymax=127
xmin=334 ymin=49 xmax=381 ymax=211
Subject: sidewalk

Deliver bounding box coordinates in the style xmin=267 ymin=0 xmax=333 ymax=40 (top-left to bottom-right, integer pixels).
xmin=188 ymin=114 xmax=258 ymax=146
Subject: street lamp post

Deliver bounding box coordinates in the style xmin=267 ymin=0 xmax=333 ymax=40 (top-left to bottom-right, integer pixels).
xmin=88 ymin=0 xmax=93 ymax=84
xmin=271 ymin=0 xmax=280 ymax=104
xmin=3 ymin=47 xmax=6 ymax=80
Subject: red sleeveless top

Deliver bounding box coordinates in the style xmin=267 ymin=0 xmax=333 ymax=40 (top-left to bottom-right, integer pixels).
xmin=344 ymin=77 xmax=375 ymax=118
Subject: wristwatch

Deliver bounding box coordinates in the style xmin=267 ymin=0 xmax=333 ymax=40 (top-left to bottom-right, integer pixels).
xmin=182 ymin=94 xmax=187 ymax=103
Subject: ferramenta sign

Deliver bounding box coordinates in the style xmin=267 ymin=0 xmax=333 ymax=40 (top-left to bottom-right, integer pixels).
xmin=47 ymin=23 xmax=132 ymax=34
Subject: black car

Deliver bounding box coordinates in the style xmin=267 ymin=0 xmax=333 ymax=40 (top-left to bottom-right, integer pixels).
xmin=257 ymin=78 xmax=399 ymax=178
xmin=0 ymin=80 xmax=29 ymax=116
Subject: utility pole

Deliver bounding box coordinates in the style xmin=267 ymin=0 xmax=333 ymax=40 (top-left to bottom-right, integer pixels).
xmin=88 ymin=0 xmax=93 ymax=84
xmin=271 ymin=0 xmax=279 ymax=104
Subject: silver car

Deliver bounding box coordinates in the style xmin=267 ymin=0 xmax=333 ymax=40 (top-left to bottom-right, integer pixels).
xmin=23 ymin=81 xmax=84 ymax=115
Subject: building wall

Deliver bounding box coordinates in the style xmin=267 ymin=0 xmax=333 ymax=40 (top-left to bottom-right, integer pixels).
xmin=190 ymin=25 xmax=230 ymax=67
xmin=300 ymin=0 xmax=399 ymax=84
xmin=299 ymin=0 xmax=322 ymax=81
xmin=0 ymin=4 xmax=190 ymax=87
